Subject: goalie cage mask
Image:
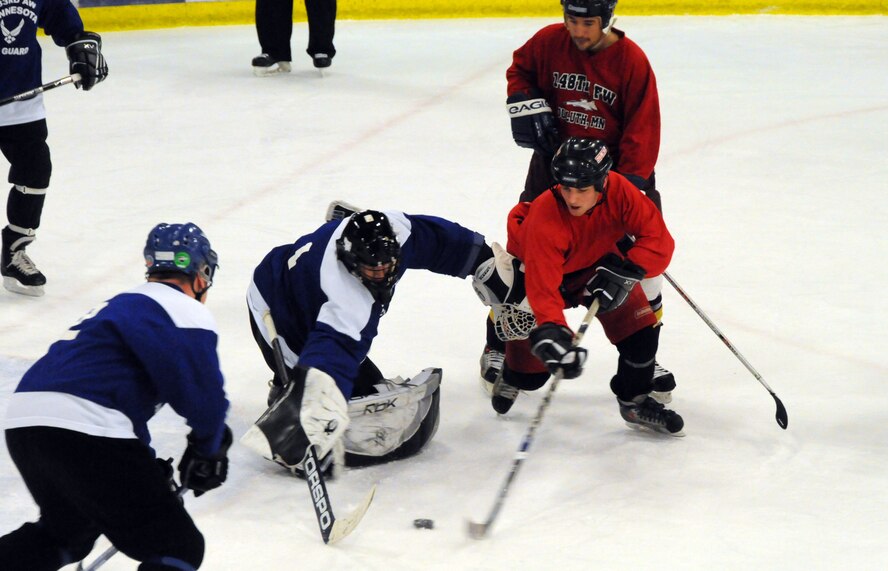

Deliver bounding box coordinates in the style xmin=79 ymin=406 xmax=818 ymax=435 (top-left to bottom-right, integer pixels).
xmin=336 ymin=210 xmax=401 ymax=304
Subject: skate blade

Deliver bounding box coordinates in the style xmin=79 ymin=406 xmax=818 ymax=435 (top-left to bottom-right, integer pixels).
xmin=252 ymin=63 xmax=292 ymax=77
xmin=3 ymin=277 xmax=44 ymax=297
xmin=625 ymin=421 xmax=685 ymax=438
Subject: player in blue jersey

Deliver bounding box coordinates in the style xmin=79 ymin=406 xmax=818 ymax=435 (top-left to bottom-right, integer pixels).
xmin=240 ymin=209 xmax=494 ymax=473
xmin=0 ymin=223 xmax=230 ymax=571
xmin=0 ymin=0 xmax=107 ymax=296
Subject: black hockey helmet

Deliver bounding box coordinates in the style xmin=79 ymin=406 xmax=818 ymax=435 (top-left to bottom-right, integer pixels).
xmin=550 ymin=137 xmax=613 ymax=190
xmin=561 ymin=0 xmax=618 ymax=27
xmin=336 ymin=210 xmax=401 ymax=304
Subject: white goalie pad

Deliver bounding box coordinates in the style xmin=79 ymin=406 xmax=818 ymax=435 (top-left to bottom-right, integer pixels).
xmin=344 ymin=367 xmax=441 ymax=457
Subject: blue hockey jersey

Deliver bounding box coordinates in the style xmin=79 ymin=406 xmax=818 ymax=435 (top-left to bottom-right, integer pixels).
xmin=250 ymin=211 xmax=485 ymax=398
xmin=0 ymin=0 xmax=83 ymax=126
xmin=4 ymin=282 xmax=229 ymax=456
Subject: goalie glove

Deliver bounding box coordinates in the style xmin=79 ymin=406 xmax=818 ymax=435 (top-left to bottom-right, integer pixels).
xmin=506 ymin=92 xmax=560 ymax=156
xmin=300 ymin=367 xmax=350 ymax=462
xmin=66 ymin=31 xmax=108 ymax=91
xmin=472 ymin=242 xmax=537 ymax=340
xmin=583 ymin=253 xmax=646 ymax=312
xmin=529 ymin=323 xmax=587 ymax=379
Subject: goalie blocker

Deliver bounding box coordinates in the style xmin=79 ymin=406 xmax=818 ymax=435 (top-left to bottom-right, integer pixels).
xmin=242 ymin=367 xmax=442 ymax=471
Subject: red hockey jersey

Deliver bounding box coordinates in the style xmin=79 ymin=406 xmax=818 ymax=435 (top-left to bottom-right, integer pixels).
xmin=507 ymin=24 xmax=660 ymax=181
xmin=506 ymin=173 xmax=674 ymax=329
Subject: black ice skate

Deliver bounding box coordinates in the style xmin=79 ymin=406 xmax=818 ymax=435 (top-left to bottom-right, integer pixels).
xmin=491 ymin=375 xmax=519 ymax=415
xmin=618 ymin=395 xmax=684 ymax=436
xmin=252 ymin=54 xmax=291 ymax=76
xmin=479 ymin=345 xmax=504 ymax=396
xmin=312 ymin=53 xmax=332 ymax=69
xmin=650 ymin=361 xmax=676 ymax=404
xmin=2 ymin=227 xmax=45 ymax=297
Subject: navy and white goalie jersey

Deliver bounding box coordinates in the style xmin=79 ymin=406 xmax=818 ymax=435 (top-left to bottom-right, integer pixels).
xmin=4 ymin=282 xmax=229 ymax=456
xmin=251 ymin=211 xmax=484 ymax=398
xmin=0 ymin=0 xmax=84 ymax=126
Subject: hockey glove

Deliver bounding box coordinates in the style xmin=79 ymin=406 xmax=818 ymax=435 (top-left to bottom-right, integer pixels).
xmin=178 ymin=424 xmax=232 ymax=497
xmin=472 ymin=242 xmax=526 ymax=307
xmin=506 ymin=92 xmax=559 ymax=156
xmin=66 ymin=31 xmax=108 ymax=91
xmin=583 ymin=253 xmax=646 ymax=312
xmin=529 ymin=322 xmax=587 ymax=379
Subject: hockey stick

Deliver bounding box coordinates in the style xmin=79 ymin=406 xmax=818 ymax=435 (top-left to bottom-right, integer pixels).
xmin=76 ymin=487 xmax=187 ymax=571
xmin=260 ymin=311 xmax=376 ymax=545
xmin=0 ymin=74 xmax=81 ymax=107
xmin=664 ymin=272 xmax=788 ymax=429
xmin=467 ymin=299 xmax=600 ymax=540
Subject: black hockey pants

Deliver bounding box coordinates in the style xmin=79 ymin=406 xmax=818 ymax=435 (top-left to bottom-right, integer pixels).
xmin=0 ymin=427 xmax=204 ymax=570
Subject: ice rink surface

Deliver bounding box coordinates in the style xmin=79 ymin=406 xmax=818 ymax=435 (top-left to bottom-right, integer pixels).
xmin=1 ymin=16 xmax=886 ymax=570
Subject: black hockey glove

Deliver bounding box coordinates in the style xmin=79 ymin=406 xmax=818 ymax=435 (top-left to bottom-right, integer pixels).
xmin=178 ymin=425 xmax=232 ymax=497
xmin=529 ymin=322 xmax=587 ymax=379
xmin=506 ymin=92 xmax=559 ymax=156
xmin=66 ymin=31 xmax=108 ymax=91
xmin=583 ymin=253 xmax=646 ymax=313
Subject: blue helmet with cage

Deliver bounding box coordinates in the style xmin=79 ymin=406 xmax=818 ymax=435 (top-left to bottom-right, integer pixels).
xmin=562 ymin=0 xmax=618 ymax=27
xmin=144 ymin=222 xmax=218 ymax=285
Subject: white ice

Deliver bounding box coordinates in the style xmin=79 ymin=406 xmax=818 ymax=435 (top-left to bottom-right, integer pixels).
xmin=1 ymin=16 xmax=887 ymax=570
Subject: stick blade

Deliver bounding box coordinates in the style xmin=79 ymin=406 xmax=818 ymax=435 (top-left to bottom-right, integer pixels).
xmin=466 ymin=519 xmax=491 ymax=540
xmin=326 ymin=484 xmax=377 ymax=545
xmin=773 ymin=394 xmax=788 ymax=429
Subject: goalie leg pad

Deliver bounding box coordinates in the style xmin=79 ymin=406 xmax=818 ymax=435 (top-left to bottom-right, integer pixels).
xmin=343 ymin=368 xmax=441 ymax=459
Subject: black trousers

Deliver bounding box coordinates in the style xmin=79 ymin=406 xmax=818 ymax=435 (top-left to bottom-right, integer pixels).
xmin=0 ymin=427 xmax=204 ymax=571
xmin=255 ymin=0 xmax=337 ymax=61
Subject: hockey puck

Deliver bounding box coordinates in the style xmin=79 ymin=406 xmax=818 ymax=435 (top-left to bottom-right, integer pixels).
xmin=413 ymin=518 xmax=434 ymax=530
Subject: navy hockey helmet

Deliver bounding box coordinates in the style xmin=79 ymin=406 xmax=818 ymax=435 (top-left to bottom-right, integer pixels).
xmin=144 ymin=222 xmax=218 ymax=285
xmin=562 ymin=0 xmax=618 ymax=27
xmin=550 ymin=137 xmax=613 ymax=190
xmin=336 ymin=210 xmax=401 ymax=304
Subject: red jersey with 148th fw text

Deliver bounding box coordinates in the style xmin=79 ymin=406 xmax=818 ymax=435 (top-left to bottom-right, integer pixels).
xmin=507 ymin=24 xmax=660 ymax=181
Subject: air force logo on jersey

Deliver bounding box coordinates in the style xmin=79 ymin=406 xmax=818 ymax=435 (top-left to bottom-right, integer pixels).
xmin=2 ymin=18 xmax=24 ymax=44
xmin=566 ymin=99 xmax=598 ymax=111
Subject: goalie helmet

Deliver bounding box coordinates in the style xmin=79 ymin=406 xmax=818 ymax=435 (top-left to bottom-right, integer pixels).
xmin=550 ymin=137 xmax=613 ymax=191
xmin=336 ymin=210 xmax=401 ymax=304
xmin=561 ymin=0 xmax=618 ymax=28
xmin=144 ymin=222 xmax=218 ymax=284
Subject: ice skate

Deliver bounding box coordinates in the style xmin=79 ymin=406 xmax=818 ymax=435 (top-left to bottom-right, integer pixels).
xmin=2 ymin=227 xmax=45 ymax=297
xmin=618 ymin=395 xmax=684 ymax=436
xmin=325 ymin=199 xmax=361 ymax=222
xmin=252 ymin=54 xmax=291 ymax=77
xmin=650 ymin=361 xmax=676 ymax=404
xmin=491 ymin=375 xmax=519 ymax=415
xmin=479 ymin=346 xmax=504 ymax=396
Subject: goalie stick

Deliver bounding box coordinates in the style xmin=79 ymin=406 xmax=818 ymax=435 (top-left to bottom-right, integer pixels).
xmin=0 ymin=74 xmax=81 ymax=107
xmin=259 ymin=311 xmax=376 ymax=545
xmin=664 ymin=272 xmax=788 ymax=429
xmin=467 ymin=299 xmax=600 ymax=540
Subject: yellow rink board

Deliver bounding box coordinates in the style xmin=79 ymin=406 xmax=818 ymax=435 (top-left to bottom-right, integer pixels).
xmin=83 ymin=1 xmax=886 ymax=32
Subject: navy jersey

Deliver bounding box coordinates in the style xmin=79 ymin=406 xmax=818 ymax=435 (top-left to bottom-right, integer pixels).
xmin=4 ymin=282 xmax=229 ymax=456
xmin=0 ymin=0 xmax=83 ymax=126
xmin=250 ymin=211 xmax=484 ymax=398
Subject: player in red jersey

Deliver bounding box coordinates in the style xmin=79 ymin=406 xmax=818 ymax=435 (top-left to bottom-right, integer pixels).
xmin=472 ymin=138 xmax=683 ymax=435
xmin=480 ymin=0 xmax=674 ymax=401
